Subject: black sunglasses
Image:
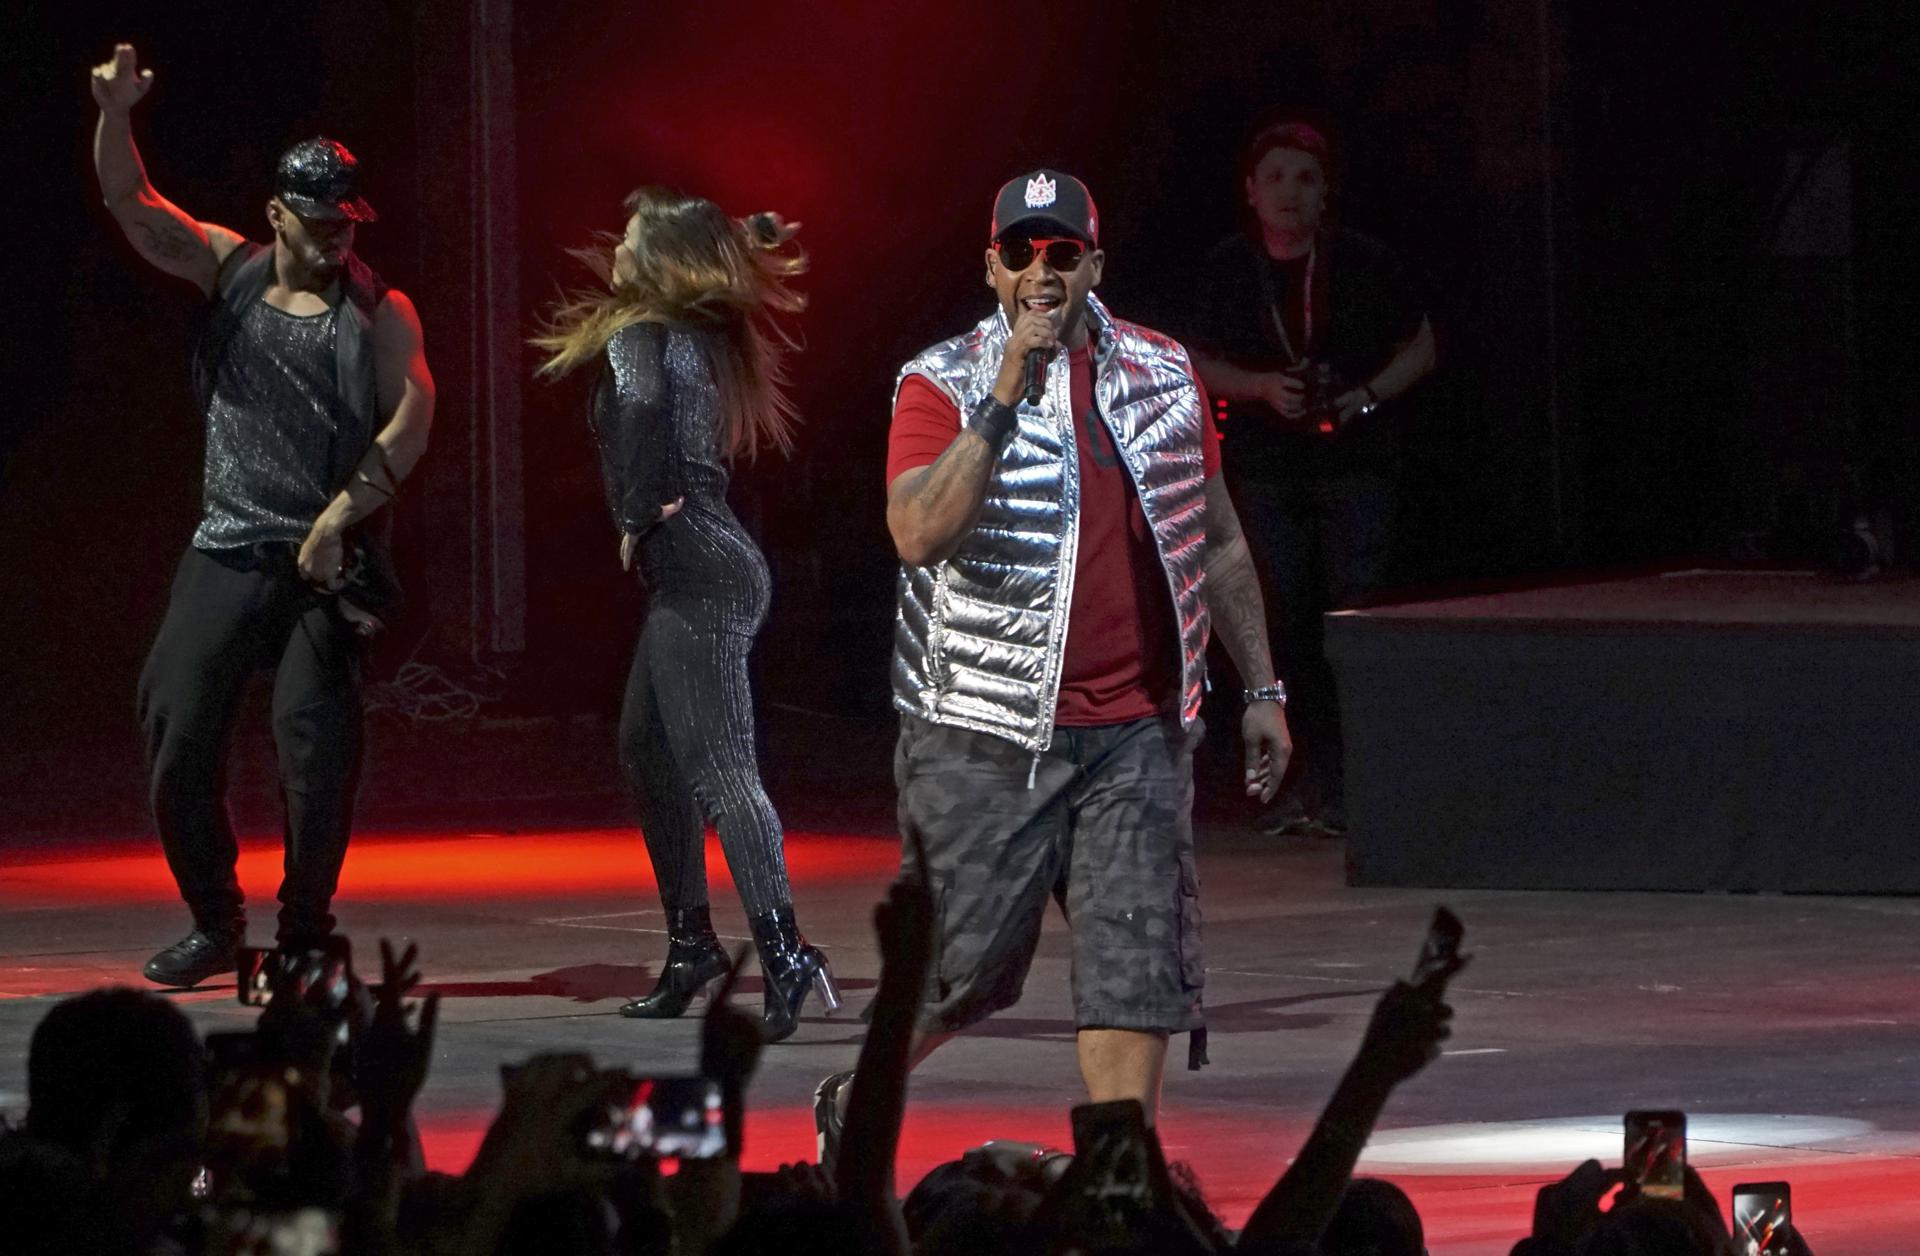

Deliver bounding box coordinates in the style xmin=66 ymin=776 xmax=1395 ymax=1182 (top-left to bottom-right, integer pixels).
xmin=994 ymin=235 xmax=1090 ymax=273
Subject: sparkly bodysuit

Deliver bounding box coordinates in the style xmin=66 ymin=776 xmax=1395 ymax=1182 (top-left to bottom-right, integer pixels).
xmin=593 ymin=321 xmax=791 ymax=916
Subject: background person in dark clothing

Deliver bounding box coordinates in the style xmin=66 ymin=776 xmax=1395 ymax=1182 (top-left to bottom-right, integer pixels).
xmin=1183 ymin=120 xmax=1435 ymax=835
xmin=91 ymin=45 xmax=437 ymax=987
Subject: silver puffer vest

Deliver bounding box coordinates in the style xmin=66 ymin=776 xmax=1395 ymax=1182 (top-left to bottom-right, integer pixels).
xmin=890 ymin=293 xmax=1211 ymax=752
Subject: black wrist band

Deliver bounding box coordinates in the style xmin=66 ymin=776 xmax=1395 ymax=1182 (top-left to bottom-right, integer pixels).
xmin=965 ymin=396 xmax=1018 ymax=450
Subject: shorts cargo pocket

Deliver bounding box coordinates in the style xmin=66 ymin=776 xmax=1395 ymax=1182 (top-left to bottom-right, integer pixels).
xmin=1176 ymin=847 xmax=1205 ymax=992
xmin=894 ymin=715 xmax=926 ymax=789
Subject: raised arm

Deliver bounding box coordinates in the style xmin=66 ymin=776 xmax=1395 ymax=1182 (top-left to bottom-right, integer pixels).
xmin=832 ymin=876 xmax=935 ymax=1254
xmin=1237 ymin=969 xmax=1460 ymax=1253
xmin=90 ymin=44 xmax=241 ymax=296
xmin=295 ymin=288 xmax=437 ymax=586
xmin=1203 ymin=473 xmax=1292 ymax=801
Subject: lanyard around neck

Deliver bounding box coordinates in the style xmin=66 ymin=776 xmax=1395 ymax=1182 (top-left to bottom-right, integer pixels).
xmin=1262 ymin=241 xmax=1315 ymax=367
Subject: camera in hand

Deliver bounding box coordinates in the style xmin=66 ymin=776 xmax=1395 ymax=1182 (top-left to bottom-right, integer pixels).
xmin=1218 ymin=360 xmax=1347 ymax=437
xmin=1288 ymin=360 xmax=1342 ymax=435
xmin=579 ymin=1073 xmax=728 ymax=1161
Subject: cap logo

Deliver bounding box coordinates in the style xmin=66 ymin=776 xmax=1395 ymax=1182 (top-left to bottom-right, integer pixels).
xmin=1024 ymin=174 xmax=1058 ymax=208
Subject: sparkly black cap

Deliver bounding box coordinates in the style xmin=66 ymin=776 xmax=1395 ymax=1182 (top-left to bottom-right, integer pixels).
xmin=274 ymin=137 xmax=377 ymax=223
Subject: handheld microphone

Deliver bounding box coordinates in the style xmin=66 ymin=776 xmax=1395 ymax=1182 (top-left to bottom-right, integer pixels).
xmin=1021 ymin=348 xmax=1048 ymax=406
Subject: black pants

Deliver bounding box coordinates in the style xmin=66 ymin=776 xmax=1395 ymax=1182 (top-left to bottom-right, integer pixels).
xmin=137 ymin=546 xmax=364 ymax=945
xmin=1229 ymin=473 xmax=1395 ymax=817
xmin=617 ymin=591 xmax=792 ymax=920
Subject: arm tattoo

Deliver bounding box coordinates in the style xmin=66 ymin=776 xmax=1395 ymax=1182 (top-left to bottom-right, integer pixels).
xmin=1208 ymin=540 xmax=1276 ymax=687
xmin=890 ymin=428 xmax=999 ymax=566
xmin=1204 ymin=480 xmax=1276 ymax=685
xmin=134 ymin=219 xmax=203 ymax=262
xmin=911 ymin=430 xmax=994 ymax=508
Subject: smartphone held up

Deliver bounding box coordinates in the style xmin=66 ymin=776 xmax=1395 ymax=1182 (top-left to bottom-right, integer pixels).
xmin=581 ymin=1073 xmax=729 ymax=1161
xmin=1410 ymin=906 xmax=1468 ymax=988
xmin=1733 ymin=1180 xmax=1793 ymax=1256
xmin=1623 ymin=1109 xmax=1687 ymax=1201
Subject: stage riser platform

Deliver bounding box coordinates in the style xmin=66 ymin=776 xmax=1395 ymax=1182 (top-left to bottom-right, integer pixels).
xmin=1330 ymin=575 xmax=1920 ymax=892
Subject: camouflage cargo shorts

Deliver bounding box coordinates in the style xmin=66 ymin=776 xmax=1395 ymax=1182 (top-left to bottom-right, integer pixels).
xmin=895 ymin=711 xmax=1205 ymax=1035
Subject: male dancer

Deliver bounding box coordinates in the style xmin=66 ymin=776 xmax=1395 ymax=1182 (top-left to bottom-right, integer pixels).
xmin=90 ymin=45 xmax=435 ymax=986
xmin=819 ymin=170 xmax=1290 ymax=1153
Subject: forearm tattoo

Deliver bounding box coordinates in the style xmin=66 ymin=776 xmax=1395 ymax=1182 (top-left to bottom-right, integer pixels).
xmin=1208 ymin=539 xmax=1276 ymax=687
xmin=912 ymin=430 xmax=995 ymax=509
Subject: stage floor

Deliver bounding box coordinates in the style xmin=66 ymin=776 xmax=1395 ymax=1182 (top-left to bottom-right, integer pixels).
xmin=4 ymin=819 xmax=1918 ymax=1252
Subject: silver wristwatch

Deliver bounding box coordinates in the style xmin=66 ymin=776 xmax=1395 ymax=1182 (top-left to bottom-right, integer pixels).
xmin=1243 ymin=682 xmax=1288 ymax=706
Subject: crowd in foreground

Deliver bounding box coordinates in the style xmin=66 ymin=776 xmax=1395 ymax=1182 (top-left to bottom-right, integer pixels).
xmin=0 ymin=879 xmax=1816 ymax=1256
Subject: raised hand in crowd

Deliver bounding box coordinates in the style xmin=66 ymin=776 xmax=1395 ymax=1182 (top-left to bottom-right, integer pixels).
xmin=1026 ymin=1099 xmax=1223 ymax=1256
xmin=1237 ymin=930 xmax=1464 ymax=1253
xmin=358 ymin=939 xmax=441 ymax=1141
xmin=1351 ymin=973 xmax=1461 ymax=1091
xmin=254 ymin=965 xmax=351 ymax=1108
xmin=833 ymin=866 xmax=938 ymax=1255
xmin=1667 ymin=1163 xmax=1733 ymax=1247
xmin=700 ymin=947 xmax=763 ymax=1132
xmin=458 ymin=1053 xmax=618 ymax=1250
xmin=1585 ymin=1163 xmax=1733 ymax=1256
xmin=770 ymin=1158 xmax=838 ymax=1204
xmin=1510 ymin=1158 xmax=1626 ymax=1256
xmin=331 ymin=939 xmax=438 ymax=1254
xmin=670 ymin=954 xmax=760 ymax=1256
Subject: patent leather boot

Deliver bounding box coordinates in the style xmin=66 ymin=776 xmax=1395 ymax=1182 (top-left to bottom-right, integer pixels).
xmin=751 ymin=906 xmax=841 ymax=1043
xmin=619 ymin=906 xmax=733 ymax=1019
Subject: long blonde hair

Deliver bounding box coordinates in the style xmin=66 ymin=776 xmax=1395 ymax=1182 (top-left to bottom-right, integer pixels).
xmin=534 ymin=188 xmax=807 ymax=462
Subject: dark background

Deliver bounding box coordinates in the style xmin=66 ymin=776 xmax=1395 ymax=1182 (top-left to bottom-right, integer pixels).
xmin=3 ymin=1 xmax=1913 ymax=836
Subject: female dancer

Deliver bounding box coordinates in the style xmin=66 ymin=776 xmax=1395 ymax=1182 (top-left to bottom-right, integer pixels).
xmin=535 ymin=189 xmax=837 ymax=1041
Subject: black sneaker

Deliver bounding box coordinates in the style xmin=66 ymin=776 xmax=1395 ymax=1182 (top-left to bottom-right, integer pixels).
xmin=143 ymin=930 xmax=240 ymax=989
xmin=812 ymin=1069 xmax=855 ymax=1173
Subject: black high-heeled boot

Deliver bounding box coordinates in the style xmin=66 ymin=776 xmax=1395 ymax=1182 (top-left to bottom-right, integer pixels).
xmin=750 ymin=906 xmax=841 ymax=1043
xmin=619 ymin=906 xmax=732 ymax=1019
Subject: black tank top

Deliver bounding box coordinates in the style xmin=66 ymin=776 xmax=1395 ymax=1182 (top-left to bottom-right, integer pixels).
xmin=193 ymin=297 xmax=367 ymax=551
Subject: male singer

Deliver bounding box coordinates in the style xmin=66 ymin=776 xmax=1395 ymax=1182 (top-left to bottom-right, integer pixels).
xmin=815 ymin=169 xmax=1291 ymax=1159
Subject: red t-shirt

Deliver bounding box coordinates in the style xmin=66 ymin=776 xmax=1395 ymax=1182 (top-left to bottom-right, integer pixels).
xmin=887 ymin=345 xmax=1220 ymax=725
